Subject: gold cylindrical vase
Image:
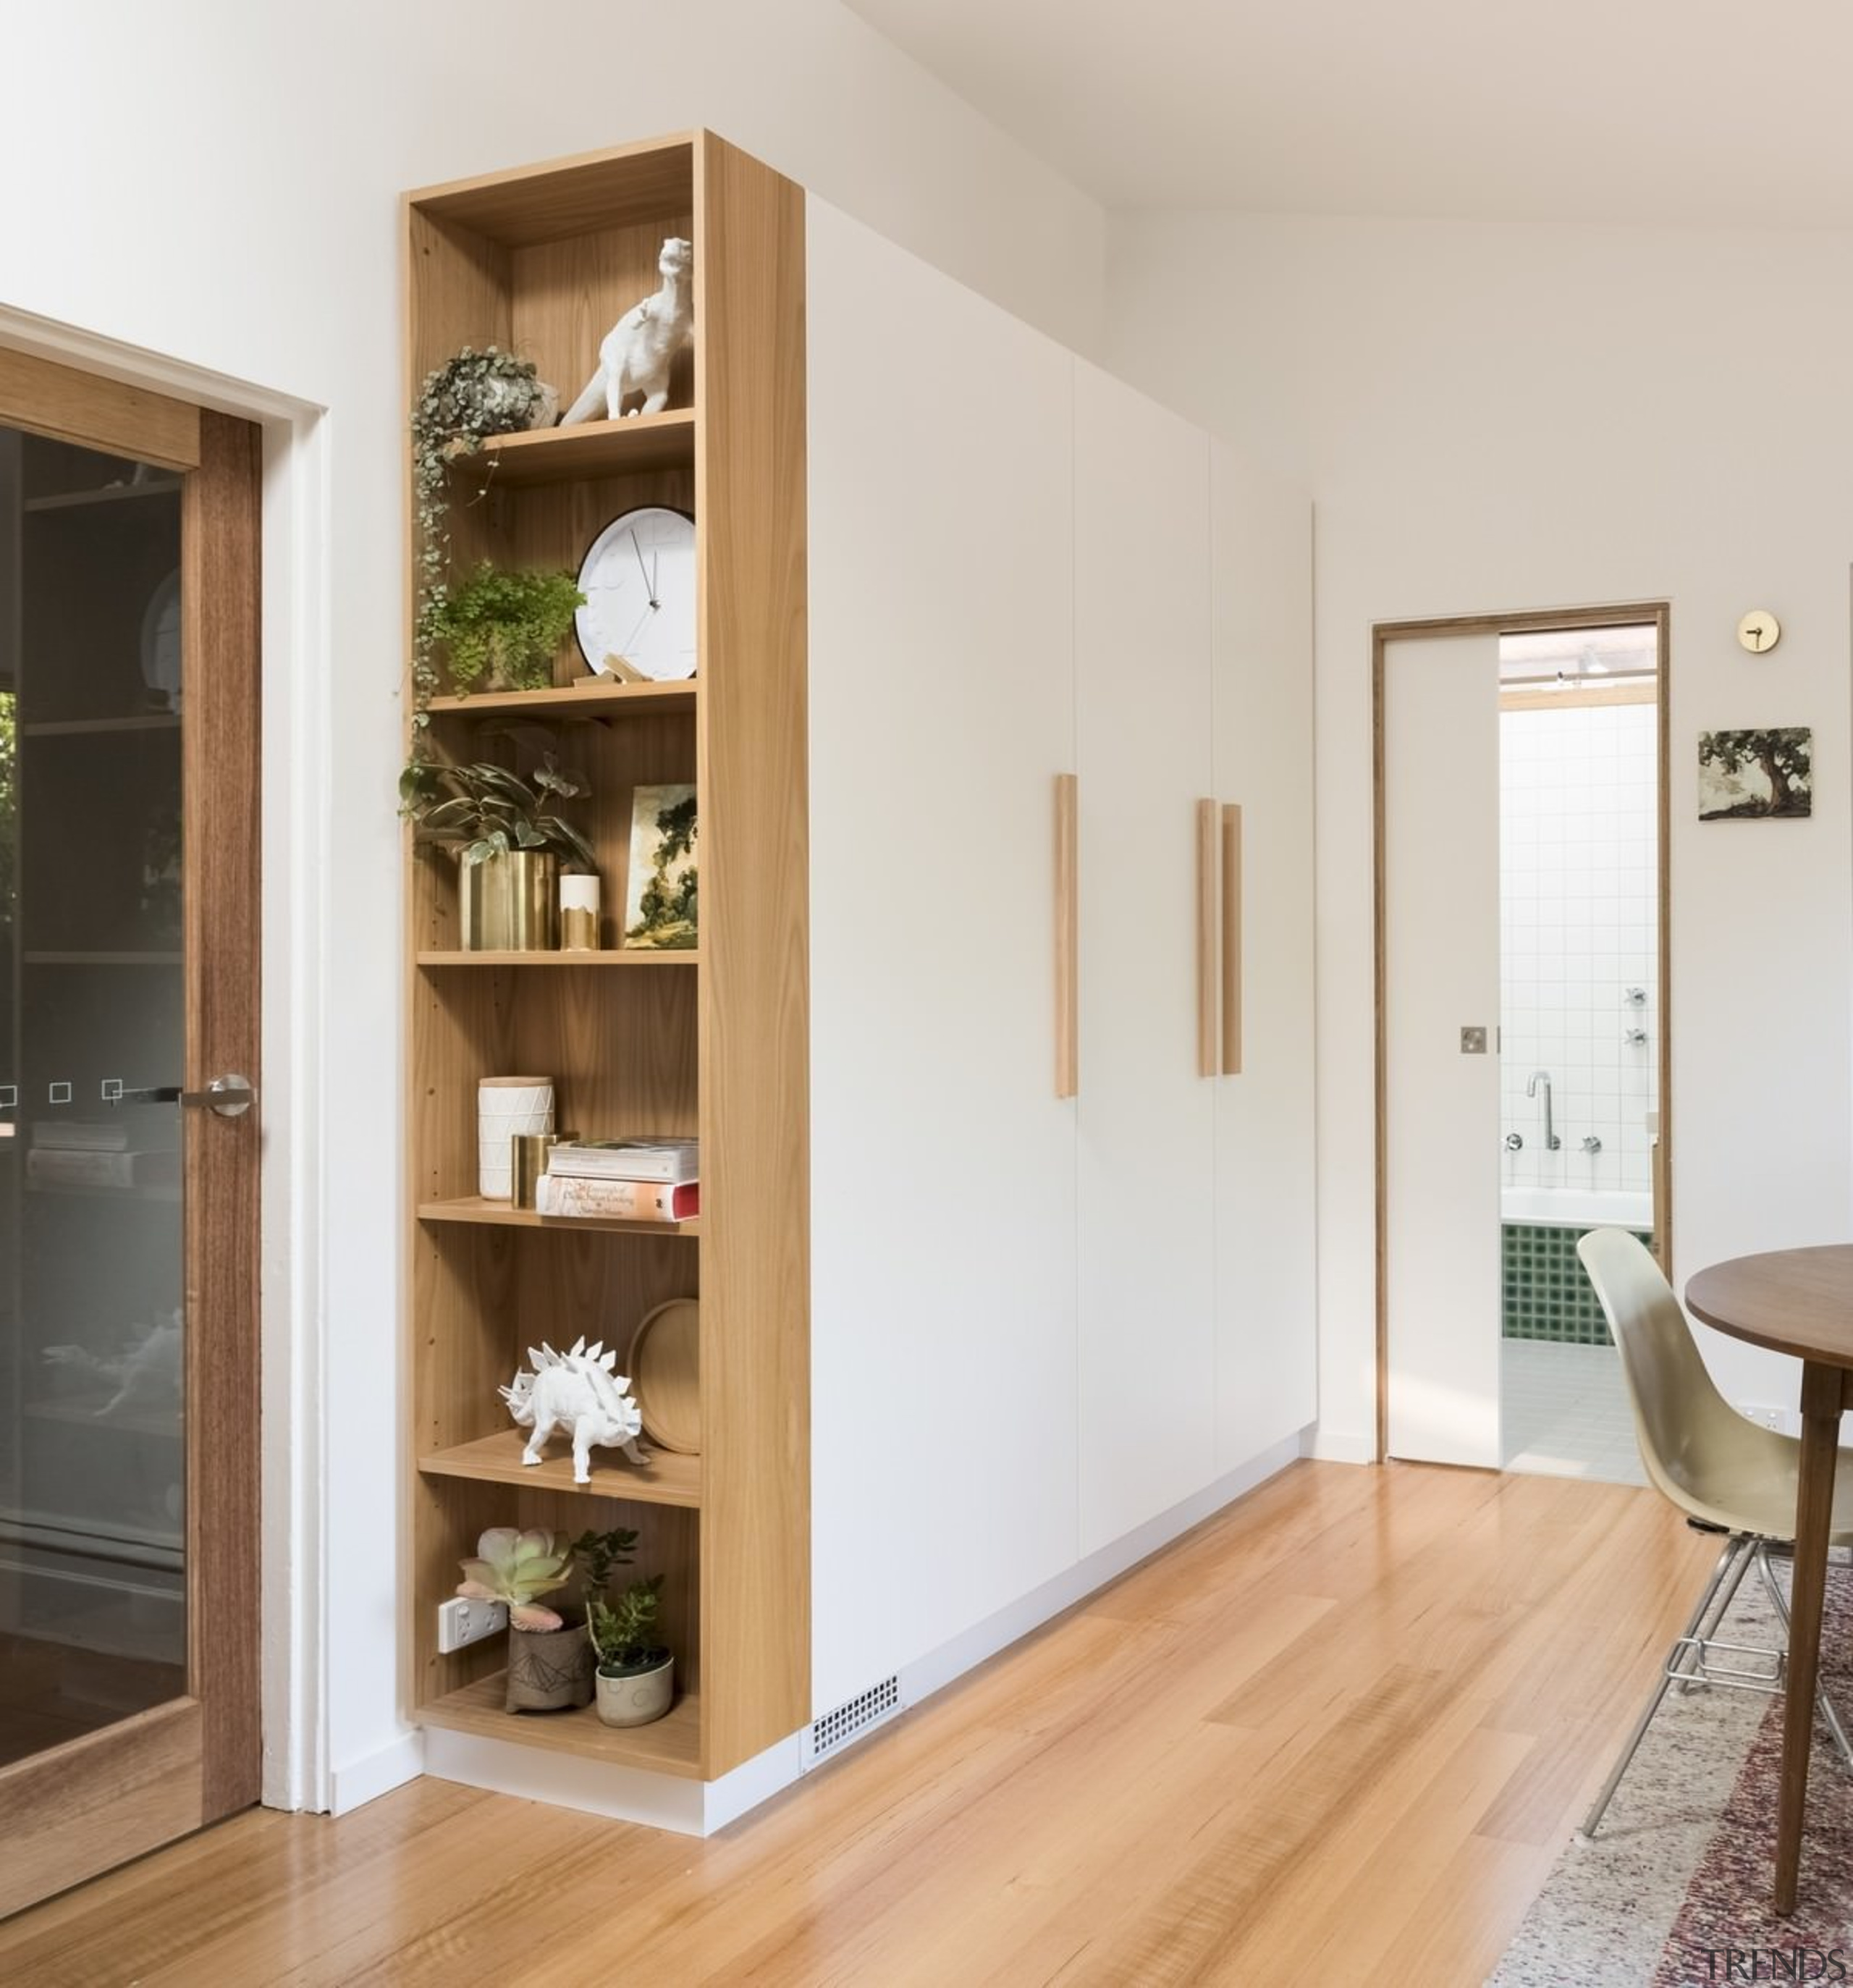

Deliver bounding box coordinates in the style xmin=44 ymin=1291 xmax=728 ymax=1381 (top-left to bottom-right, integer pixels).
xmin=460 ymin=850 xmax=558 ymax=951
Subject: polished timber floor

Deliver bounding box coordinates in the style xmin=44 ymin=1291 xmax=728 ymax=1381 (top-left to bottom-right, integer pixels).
xmin=0 ymin=1462 xmax=1714 ymax=1987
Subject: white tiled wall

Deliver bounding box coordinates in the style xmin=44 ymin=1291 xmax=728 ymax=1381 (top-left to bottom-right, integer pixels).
xmin=1500 ymin=702 xmax=1658 ymax=1195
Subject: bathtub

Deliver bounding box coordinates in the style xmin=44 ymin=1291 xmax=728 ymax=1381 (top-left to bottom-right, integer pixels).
xmin=1501 ymin=1186 xmax=1653 ymax=1231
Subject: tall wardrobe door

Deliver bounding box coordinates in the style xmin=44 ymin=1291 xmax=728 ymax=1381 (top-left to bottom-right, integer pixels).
xmin=806 ymin=198 xmax=1079 ymax=1711
xmin=1074 ymin=363 xmax=1216 ymax=1554
xmin=1210 ymin=445 xmax=1318 ymax=1465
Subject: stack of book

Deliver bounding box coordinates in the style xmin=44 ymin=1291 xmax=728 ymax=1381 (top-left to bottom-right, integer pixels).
xmin=26 ymin=1120 xmax=179 ymax=1192
xmin=536 ymin=1137 xmax=699 ymax=1223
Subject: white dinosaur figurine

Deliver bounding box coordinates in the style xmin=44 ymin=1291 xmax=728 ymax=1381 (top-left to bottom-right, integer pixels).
xmin=502 ymin=1337 xmax=650 ymax=1484
xmin=560 ymin=237 xmax=693 ymax=425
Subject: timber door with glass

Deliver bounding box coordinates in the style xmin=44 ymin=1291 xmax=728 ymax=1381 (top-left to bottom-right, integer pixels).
xmin=0 ymin=350 xmax=260 ymax=1916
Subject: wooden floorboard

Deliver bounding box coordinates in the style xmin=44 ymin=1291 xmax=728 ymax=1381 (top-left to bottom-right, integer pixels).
xmin=0 ymin=1461 xmax=1716 ymax=1986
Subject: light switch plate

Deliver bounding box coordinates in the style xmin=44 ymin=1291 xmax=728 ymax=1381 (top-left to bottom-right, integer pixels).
xmin=1460 ymin=1027 xmax=1488 ymax=1054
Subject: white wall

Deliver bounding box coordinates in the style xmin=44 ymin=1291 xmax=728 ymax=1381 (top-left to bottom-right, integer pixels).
xmin=1500 ymin=702 xmax=1658 ymax=1202
xmin=0 ymin=0 xmax=1106 ymax=1808
xmin=1105 ymin=211 xmax=1853 ymax=1447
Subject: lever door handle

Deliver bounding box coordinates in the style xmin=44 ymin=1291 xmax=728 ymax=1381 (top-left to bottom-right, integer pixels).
xmin=107 ymin=1073 xmax=256 ymax=1118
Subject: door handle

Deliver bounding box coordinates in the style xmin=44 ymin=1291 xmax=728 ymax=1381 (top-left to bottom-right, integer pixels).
xmin=106 ymin=1073 xmax=256 ymax=1118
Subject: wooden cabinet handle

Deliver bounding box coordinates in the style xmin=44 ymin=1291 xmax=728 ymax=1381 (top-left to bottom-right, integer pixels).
xmin=1221 ymin=804 xmax=1243 ymax=1076
xmin=1196 ymin=799 xmax=1218 ymax=1078
xmin=1055 ymin=774 xmax=1079 ymax=1098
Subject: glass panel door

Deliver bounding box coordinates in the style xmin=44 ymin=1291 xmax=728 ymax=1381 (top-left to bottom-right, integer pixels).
xmin=0 ymin=424 xmax=186 ymax=1768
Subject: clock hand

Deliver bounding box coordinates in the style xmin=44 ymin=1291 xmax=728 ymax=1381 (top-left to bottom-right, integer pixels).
xmin=630 ymin=528 xmax=652 ymax=594
xmin=651 ymin=550 xmax=659 ymax=610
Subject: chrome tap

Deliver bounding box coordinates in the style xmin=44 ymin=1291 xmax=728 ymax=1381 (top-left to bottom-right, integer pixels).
xmin=1581 ymin=1134 xmax=1602 ymax=1155
xmin=1527 ymin=1070 xmax=1561 ymax=1150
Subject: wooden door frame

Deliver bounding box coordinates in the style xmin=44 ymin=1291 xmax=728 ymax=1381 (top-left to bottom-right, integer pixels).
xmin=1373 ymin=602 xmax=1673 ymax=1463
xmin=0 ymin=352 xmax=261 ymax=1913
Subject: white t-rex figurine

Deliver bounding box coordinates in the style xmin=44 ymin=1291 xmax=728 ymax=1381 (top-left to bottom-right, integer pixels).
xmin=560 ymin=237 xmax=694 ymax=425
xmin=502 ymin=1337 xmax=649 ymax=1484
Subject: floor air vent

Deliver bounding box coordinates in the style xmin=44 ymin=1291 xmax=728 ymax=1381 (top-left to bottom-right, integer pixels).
xmin=803 ymin=1675 xmax=902 ymax=1769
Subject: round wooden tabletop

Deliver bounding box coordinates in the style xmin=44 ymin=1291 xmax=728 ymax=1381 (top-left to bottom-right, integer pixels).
xmin=1686 ymin=1245 xmax=1853 ymax=1367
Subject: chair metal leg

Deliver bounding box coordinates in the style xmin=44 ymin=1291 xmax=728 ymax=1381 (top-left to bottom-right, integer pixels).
xmin=1676 ymin=1534 xmax=1757 ymax=1690
xmin=1755 ymin=1542 xmax=1853 ymax=1772
xmin=1579 ymin=1536 xmax=1753 ymax=1840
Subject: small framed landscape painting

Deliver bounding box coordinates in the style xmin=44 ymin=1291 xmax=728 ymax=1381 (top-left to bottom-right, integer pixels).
xmin=622 ymin=784 xmax=698 ymax=948
xmin=1697 ymin=728 xmax=1812 ymax=820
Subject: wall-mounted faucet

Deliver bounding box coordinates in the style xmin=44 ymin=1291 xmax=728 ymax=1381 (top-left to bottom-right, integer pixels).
xmin=1526 ymin=1070 xmax=1561 ymax=1150
xmin=1623 ymin=1027 xmax=1647 ymax=1046
xmin=1624 ymin=986 xmax=1647 ymax=1006
xmin=1581 ymin=1134 xmax=1602 ymax=1155
xmin=1505 ymin=1132 xmax=1523 ymax=1152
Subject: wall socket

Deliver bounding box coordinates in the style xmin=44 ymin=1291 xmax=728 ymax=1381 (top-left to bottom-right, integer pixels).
xmin=1738 ymin=1402 xmax=1801 ymax=1437
xmin=437 ymin=1595 xmax=508 ymax=1654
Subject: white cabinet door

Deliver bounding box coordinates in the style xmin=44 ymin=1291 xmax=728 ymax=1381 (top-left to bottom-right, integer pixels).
xmin=806 ymin=199 xmax=1079 ymax=1712
xmin=1210 ymin=446 xmax=1318 ymax=1466
xmin=1074 ymin=363 xmax=1217 ymax=1554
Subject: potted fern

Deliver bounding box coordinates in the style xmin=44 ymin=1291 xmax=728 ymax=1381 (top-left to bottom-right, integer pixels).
xmin=425 ymin=560 xmax=585 ymax=696
xmin=400 ymin=754 xmax=596 ymax=951
xmin=572 ymin=1525 xmax=674 ymax=1727
xmin=455 ymin=1527 xmax=593 ymax=1713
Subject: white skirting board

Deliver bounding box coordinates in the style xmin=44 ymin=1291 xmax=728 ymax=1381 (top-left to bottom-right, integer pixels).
xmin=418 ymin=1433 xmax=1306 ymax=1835
xmin=329 ymin=1731 xmax=423 ymax=1816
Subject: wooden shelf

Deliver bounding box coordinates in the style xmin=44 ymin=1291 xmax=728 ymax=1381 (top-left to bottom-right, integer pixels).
xmin=21 ymin=715 xmax=180 ymax=738
xmin=423 ymin=679 xmax=696 ymax=720
xmin=416 ymin=949 xmax=699 ymax=968
xmin=418 ymin=1428 xmax=702 ymax=1509
xmin=417 ymin=1674 xmax=703 ymax=1778
xmin=22 ymin=951 xmax=181 ymax=967
xmin=23 ymin=477 xmax=181 ymax=513
xmin=457 ymin=410 xmax=696 ymax=487
xmin=418 ymin=1195 xmax=701 ymax=1238
xmin=408 ymin=132 xmax=696 ymax=248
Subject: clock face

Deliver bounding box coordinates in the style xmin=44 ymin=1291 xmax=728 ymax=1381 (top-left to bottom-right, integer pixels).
xmin=1737 ymin=610 xmax=1781 ymax=655
xmin=575 ymin=507 xmax=697 ymax=682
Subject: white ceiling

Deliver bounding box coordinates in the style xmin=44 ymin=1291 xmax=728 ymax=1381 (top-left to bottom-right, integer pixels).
xmin=845 ymin=0 xmax=1853 ymax=225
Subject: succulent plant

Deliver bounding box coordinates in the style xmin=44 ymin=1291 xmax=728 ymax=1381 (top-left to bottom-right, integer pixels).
xmin=457 ymin=1526 xmax=572 ymax=1631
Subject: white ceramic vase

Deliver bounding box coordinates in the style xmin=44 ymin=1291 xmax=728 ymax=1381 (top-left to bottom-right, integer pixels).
xmin=594 ymin=1654 xmax=674 ymax=1728
xmin=478 ymin=1077 xmax=554 ymax=1200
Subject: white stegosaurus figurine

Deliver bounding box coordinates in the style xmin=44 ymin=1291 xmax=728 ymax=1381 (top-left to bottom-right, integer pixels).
xmin=501 ymin=1337 xmax=650 ymax=1485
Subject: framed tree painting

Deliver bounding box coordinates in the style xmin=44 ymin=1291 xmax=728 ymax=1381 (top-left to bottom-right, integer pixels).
xmin=1697 ymin=728 xmax=1812 ymax=820
xmin=622 ymin=783 xmax=698 ymax=948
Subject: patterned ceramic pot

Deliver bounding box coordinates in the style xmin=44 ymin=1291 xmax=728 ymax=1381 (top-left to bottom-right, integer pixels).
xmin=505 ymin=1623 xmax=593 ymax=1713
xmin=594 ymin=1654 xmax=675 ymax=1728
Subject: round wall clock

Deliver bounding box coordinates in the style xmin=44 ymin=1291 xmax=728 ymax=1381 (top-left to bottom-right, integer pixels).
xmin=1737 ymin=610 xmax=1781 ymax=654
xmin=575 ymin=505 xmax=697 ymax=681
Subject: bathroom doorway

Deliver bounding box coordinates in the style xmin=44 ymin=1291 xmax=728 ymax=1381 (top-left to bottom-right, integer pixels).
xmin=1375 ymin=605 xmax=1671 ymax=1477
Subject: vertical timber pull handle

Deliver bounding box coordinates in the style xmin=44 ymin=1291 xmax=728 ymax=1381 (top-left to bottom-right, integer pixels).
xmin=1055 ymin=774 xmax=1079 ymax=1099
xmin=1221 ymin=804 xmax=1244 ymax=1076
xmin=1196 ymin=799 xmax=1218 ymax=1078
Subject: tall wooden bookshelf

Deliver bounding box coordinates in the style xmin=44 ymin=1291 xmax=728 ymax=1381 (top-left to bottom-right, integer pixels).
xmin=403 ymin=132 xmax=809 ymax=1783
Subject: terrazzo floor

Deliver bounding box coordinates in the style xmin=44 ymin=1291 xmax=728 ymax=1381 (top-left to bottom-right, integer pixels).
xmin=1502 ymin=1338 xmax=1647 ymax=1486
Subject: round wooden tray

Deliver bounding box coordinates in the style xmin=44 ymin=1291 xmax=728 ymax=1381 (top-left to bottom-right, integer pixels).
xmin=628 ymin=1297 xmax=701 ymax=1454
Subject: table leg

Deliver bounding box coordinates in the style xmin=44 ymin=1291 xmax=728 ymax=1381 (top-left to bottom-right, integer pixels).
xmin=1776 ymin=1360 xmax=1847 ymax=1913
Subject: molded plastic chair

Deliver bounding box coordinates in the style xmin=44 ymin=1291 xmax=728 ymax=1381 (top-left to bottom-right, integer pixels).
xmin=1576 ymin=1226 xmax=1853 ymax=1837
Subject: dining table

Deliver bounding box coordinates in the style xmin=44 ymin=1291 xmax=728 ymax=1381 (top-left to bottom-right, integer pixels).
xmin=1686 ymin=1244 xmax=1853 ymax=1915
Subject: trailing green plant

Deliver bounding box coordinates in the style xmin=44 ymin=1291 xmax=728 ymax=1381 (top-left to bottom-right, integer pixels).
xmin=455 ymin=1526 xmax=572 ymax=1632
xmin=426 ymin=562 xmax=585 ymax=694
xmin=569 ymin=1525 xmax=639 ymax=1595
xmin=409 ymin=347 xmax=550 ymax=741
xmin=399 ymin=754 xmax=596 ymax=871
xmin=588 ymin=1574 xmax=667 ymax=1673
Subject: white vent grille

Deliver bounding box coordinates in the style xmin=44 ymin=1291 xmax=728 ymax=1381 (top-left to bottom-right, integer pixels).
xmin=803 ymin=1675 xmax=902 ymax=1769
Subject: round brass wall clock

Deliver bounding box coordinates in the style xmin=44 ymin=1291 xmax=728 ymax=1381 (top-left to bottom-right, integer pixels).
xmin=1736 ymin=610 xmax=1781 ymax=655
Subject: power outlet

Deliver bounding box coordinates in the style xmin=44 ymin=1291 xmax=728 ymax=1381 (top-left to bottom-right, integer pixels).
xmin=437 ymin=1596 xmax=508 ymax=1654
xmin=1739 ymin=1402 xmax=1799 ymax=1437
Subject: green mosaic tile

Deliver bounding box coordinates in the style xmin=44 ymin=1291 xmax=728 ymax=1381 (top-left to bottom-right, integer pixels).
xmin=1500 ymin=1223 xmax=1655 ymax=1344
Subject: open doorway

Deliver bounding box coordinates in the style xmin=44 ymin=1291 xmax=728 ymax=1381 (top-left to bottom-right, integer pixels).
xmin=1375 ymin=605 xmax=1671 ymax=1476
xmin=1496 ymin=625 xmax=1658 ymax=1483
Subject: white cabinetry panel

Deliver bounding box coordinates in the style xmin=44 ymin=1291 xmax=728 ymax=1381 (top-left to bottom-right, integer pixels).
xmin=806 ymin=199 xmax=1079 ymax=1711
xmin=1073 ymin=363 xmax=1217 ymax=1555
xmin=1210 ymin=446 xmax=1318 ymax=1465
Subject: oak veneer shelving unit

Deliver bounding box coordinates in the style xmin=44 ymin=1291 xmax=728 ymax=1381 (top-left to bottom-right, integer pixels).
xmin=405 ymin=131 xmax=809 ymax=1788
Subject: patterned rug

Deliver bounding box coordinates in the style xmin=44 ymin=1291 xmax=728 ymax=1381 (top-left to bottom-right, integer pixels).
xmin=1490 ymin=1556 xmax=1853 ymax=1987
